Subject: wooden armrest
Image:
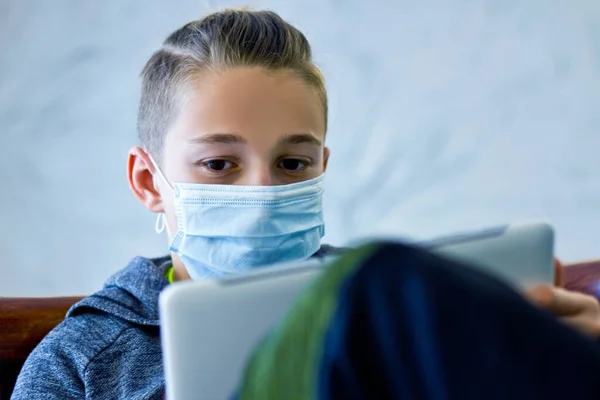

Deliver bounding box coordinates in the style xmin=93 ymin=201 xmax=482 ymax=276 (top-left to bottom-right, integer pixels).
xmin=0 ymin=296 xmax=84 ymax=399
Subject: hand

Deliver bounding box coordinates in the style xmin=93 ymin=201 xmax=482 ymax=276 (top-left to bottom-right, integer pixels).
xmin=527 ymin=285 xmax=600 ymax=337
xmin=526 ymin=259 xmax=600 ymax=337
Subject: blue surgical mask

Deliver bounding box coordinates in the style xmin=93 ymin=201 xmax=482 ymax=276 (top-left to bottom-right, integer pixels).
xmin=150 ymin=158 xmax=325 ymax=279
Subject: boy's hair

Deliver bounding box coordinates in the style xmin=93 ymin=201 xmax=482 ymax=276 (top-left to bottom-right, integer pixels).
xmin=137 ymin=9 xmax=328 ymax=162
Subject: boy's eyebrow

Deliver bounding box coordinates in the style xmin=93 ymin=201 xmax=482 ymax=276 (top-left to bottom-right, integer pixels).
xmin=188 ymin=133 xmax=323 ymax=146
xmin=278 ymin=133 xmax=322 ymax=146
xmin=188 ymin=133 xmax=246 ymax=145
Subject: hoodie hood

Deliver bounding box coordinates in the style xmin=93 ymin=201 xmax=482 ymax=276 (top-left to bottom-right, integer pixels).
xmin=67 ymin=256 xmax=171 ymax=326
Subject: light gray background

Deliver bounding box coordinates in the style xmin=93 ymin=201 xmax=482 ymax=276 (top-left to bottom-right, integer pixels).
xmin=1 ymin=0 xmax=599 ymax=296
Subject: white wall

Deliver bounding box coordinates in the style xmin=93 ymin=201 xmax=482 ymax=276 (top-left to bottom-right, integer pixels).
xmin=1 ymin=0 xmax=599 ymax=296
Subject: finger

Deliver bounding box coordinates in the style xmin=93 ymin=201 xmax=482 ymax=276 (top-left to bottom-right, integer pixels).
xmin=526 ymin=285 xmax=556 ymax=308
xmin=560 ymin=314 xmax=600 ymax=338
xmin=554 ymin=290 xmax=600 ymax=316
xmin=527 ymin=286 xmax=597 ymax=316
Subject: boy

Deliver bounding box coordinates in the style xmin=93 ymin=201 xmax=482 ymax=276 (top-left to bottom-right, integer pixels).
xmin=12 ymin=8 xmax=600 ymax=400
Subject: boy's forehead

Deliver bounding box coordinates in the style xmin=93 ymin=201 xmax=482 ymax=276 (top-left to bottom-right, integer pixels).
xmin=165 ymin=68 xmax=326 ymax=148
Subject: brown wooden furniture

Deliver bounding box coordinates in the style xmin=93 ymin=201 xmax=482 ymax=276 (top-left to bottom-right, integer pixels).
xmin=0 ymin=296 xmax=84 ymax=399
xmin=1 ymin=260 xmax=599 ymax=398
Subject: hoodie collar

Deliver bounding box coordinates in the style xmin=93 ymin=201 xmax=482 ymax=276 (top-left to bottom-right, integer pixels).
xmin=67 ymin=246 xmax=345 ymax=327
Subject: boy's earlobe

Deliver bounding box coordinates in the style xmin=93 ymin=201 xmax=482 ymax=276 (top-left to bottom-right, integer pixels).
xmin=127 ymin=146 xmax=164 ymax=213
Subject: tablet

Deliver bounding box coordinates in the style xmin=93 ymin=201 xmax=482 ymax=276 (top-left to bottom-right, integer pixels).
xmin=159 ymin=221 xmax=554 ymax=400
xmin=418 ymin=221 xmax=554 ymax=288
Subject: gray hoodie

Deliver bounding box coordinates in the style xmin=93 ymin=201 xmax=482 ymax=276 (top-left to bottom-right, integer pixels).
xmin=11 ymin=246 xmax=341 ymax=399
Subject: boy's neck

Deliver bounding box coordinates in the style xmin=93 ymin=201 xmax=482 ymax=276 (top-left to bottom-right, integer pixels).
xmin=171 ymin=253 xmax=192 ymax=281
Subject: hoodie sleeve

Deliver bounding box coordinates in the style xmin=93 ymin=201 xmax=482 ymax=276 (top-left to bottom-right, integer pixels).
xmin=10 ymin=311 xmax=128 ymax=400
xmin=11 ymin=330 xmax=85 ymax=399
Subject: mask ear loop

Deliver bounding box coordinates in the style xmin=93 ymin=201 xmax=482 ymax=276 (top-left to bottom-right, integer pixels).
xmin=155 ymin=213 xmax=166 ymax=234
xmin=147 ymin=152 xmax=173 ymax=235
xmin=147 ymin=154 xmax=174 ymax=191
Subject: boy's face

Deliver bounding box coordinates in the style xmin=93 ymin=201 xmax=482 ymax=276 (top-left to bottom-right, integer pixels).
xmin=128 ymin=67 xmax=329 ymax=242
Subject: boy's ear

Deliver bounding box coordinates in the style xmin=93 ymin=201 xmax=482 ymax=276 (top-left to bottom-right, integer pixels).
xmin=323 ymin=146 xmax=330 ymax=172
xmin=127 ymin=146 xmax=164 ymax=213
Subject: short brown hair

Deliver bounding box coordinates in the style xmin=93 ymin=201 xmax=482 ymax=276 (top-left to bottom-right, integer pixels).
xmin=137 ymin=9 xmax=327 ymax=163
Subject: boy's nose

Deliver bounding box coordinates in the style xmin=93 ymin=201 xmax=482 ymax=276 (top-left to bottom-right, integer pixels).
xmin=245 ymin=166 xmax=275 ymax=186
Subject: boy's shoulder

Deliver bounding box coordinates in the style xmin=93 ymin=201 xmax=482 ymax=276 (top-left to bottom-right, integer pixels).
xmin=12 ymin=256 xmax=171 ymax=399
xmin=26 ymin=305 xmax=135 ymax=375
xmin=14 ymin=302 xmax=166 ymax=399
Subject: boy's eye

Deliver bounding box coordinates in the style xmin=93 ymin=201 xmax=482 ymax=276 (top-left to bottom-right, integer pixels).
xmin=278 ymin=159 xmax=308 ymax=171
xmin=202 ymin=159 xmax=235 ymax=171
